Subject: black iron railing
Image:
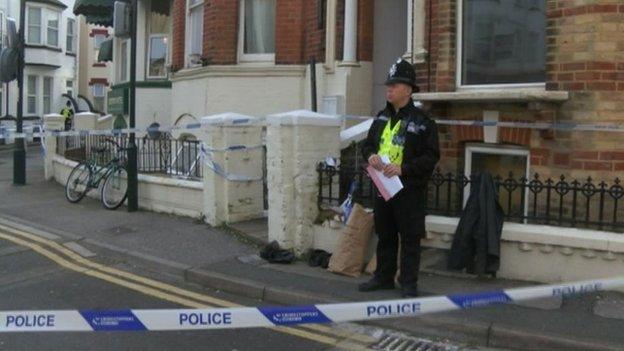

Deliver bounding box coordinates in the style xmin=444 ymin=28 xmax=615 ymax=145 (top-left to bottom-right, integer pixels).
xmin=317 ymin=164 xmax=624 ymax=233
xmin=56 ymin=134 xmax=202 ymax=180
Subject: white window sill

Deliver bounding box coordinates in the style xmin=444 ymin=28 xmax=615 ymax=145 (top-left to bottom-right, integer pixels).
xmin=413 ymin=88 xmax=570 ymax=103
xmin=172 ymin=64 xmax=307 ymax=81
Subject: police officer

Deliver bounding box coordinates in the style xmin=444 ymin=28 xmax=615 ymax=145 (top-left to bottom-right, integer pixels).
xmin=60 ymin=101 xmax=74 ymax=131
xmin=359 ymin=59 xmax=440 ymax=297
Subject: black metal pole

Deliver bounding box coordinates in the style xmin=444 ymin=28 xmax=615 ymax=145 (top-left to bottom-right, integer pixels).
xmin=127 ymin=0 xmax=138 ymax=211
xmin=309 ymin=57 xmax=317 ymax=112
xmin=13 ymin=0 xmax=26 ymax=185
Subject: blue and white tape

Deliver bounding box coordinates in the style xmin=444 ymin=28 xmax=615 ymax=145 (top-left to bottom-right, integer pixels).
xmin=3 ymin=116 xmax=624 ymax=141
xmin=199 ymin=142 xmax=265 ymax=182
xmin=0 ymin=276 xmax=621 ymax=332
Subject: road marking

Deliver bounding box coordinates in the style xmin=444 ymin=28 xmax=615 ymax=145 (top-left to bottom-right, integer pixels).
xmin=0 ymin=224 xmax=374 ymax=348
xmin=0 ymin=223 xmax=375 ymax=344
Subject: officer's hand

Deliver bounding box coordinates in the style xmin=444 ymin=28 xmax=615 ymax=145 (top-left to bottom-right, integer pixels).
xmin=383 ymin=164 xmax=402 ymax=178
xmin=368 ymin=154 xmax=384 ymax=171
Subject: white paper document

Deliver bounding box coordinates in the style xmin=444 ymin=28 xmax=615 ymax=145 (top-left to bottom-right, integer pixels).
xmin=366 ymin=155 xmax=403 ymax=201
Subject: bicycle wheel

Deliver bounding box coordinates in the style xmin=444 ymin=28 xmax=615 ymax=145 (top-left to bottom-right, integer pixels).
xmin=101 ymin=166 xmax=128 ymax=210
xmin=66 ymin=162 xmax=91 ymax=203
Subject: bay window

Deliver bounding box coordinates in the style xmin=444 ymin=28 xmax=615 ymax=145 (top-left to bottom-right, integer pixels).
xmin=45 ymin=10 xmax=59 ymax=47
xmin=148 ymin=0 xmax=170 ymax=78
xmin=66 ymin=18 xmax=76 ymax=53
xmin=27 ymin=76 xmax=37 ymax=115
xmin=238 ymin=0 xmax=275 ymax=62
xmin=27 ymin=7 xmax=41 ymax=44
xmin=458 ymin=0 xmax=546 ymax=87
xmin=186 ymin=0 xmax=203 ymax=66
xmin=26 ymin=6 xmax=61 ymax=48
xmin=43 ymin=77 xmax=52 ymax=114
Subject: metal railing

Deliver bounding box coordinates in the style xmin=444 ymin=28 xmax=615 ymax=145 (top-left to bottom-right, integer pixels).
xmin=317 ymin=164 xmax=624 ymax=233
xmin=56 ymin=134 xmax=202 ymax=180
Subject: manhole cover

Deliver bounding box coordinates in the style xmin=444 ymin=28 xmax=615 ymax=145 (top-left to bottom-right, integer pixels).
xmin=100 ymin=226 xmax=137 ymax=236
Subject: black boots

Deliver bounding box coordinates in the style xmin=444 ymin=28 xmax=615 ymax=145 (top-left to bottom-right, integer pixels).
xmin=358 ymin=278 xmax=395 ymax=292
xmin=358 ymin=278 xmax=419 ymax=297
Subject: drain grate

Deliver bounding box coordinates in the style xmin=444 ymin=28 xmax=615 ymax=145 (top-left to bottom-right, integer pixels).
xmin=370 ymin=333 xmax=462 ymax=351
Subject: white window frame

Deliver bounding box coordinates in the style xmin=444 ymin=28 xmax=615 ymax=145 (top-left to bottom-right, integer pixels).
xmin=26 ymin=6 xmax=42 ymax=45
xmin=237 ymin=0 xmax=275 ymax=63
xmin=42 ymin=76 xmax=53 ymax=114
xmin=45 ymin=9 xmax=60 ymax=47
xmin=119 ymin=39 xmax=129 ymax=82
xmin=463 ymin=143 xmax=530 ymax=219
xmin=25 ymin=5 xmax=61 ymax=48
xmin=66 ymin=79 xmax=74 ymax=96
xmin=185 ymin=0 xmax=204 ymax=67
xmin=66 ymin=18 xmax=76 ymax=53
xmin=91 ymin=83 xmax=106 ymax=97
xmin=147 ymin=34 xmax=169 ymax=79
xmin=455 ymin=0 xmax=545 ymax=91
xmin=26 ymin=75 xmax=38 ymax=115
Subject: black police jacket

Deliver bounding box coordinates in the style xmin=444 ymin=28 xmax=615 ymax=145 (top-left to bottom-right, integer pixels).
xmin=361 ymin=100 xmax=440 ymax=189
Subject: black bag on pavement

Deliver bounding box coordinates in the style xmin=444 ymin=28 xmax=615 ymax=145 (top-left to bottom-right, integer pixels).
xmin=260 ymin=241 xmax=295 ymax=264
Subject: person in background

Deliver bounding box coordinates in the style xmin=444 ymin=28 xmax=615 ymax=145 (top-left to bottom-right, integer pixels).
xmin=60 ymin=101 xmax=74 ymax=131
xmin=359 ymin=59 xmax=440 ymax=297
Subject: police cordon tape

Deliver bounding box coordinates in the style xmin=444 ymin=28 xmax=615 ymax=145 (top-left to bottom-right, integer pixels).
xmin=3 ymin=115 xmax=624 ymax=140
xmin=1 ymin=276 xmax=622 ymax=332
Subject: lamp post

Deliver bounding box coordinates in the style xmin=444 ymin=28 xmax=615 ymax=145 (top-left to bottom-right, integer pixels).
xmin=127 ymin=0 xmax=138 ymax=212
xmin=13 ymin=0 xmax=26 ymax=185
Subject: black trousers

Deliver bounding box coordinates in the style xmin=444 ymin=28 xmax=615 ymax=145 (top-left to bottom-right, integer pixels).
xmin=373 ymin=186 xmax=426 ymax=288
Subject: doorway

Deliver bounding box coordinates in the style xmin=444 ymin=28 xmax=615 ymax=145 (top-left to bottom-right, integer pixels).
xmin=371 ymin=0 xmax=408 ymax=113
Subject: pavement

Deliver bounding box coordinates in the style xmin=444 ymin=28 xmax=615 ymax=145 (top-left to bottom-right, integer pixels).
xmin=1 ymin=147 xmax=624 ymax=350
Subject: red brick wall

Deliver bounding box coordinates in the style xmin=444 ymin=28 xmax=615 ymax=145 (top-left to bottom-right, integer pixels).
xmin=203 ymin=0 xmax=239 ymax=64
xmin=171 ymin=0 xmax=374 ymax=67
xmin=171 ymin=0 xmax=186 ymax=71
xmin=546 ymin=2 xmax=624 ymax=93
xmin=415 ymin=0 xmax=456 ymax=92
xmin=276 ymin=0 xmax=305 ymax=64
xmin=357 ymin=0 xmax=374 ymax=61
xmin=302 ymin=0 xmax=326 ymax=63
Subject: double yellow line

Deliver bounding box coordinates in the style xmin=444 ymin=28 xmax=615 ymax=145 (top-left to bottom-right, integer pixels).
xmin=0 ymin=221 xmax=375 ymax=350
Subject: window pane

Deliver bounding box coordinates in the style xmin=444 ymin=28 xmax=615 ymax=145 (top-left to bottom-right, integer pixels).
xmin=120 ymin=41 xmax=128 ymax=81
xmin=28 ymin=7 xmax=41 ymax=25
xmin=43 ymin=77 xmax=52 ymax=114
xmin=149 ymin=36 xmax=167 ymax=77
xmin=66 ymin=19 xmax=75 ymax=52
xmin=244 ymin=0 xmax=275 ymax=54
xmin=27 ymin=97 xmax=36 ymax=114
xmin=189 ymin=5 xmax=203 ymax=56
xmin=461 ymin=0 xmax=545 ymax=85
xmin=46 ymin=11 xmax=59 ymax=46
xmin=150 ymin=0 xmax=170 ymax=34
xmin=94 ymin=34 xmax=105 ymax=49
xmin=27 ymin=76 xmax=36 ymax=94
xmin=470 ymin=151 xmax=527 ymax=215
xmin=27 ymin=8 xmax=41 ymax=43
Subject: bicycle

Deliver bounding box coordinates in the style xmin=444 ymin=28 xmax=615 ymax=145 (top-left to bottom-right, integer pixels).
xmin=65 ymin=138 xmax=129 ymax=210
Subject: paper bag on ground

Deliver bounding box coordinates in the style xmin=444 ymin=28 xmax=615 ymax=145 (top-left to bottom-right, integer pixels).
xmin=327 ymin=204 xmax=374 ymax=277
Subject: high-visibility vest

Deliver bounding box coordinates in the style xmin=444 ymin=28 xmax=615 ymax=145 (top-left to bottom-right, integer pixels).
xmin=378 ymin=119 xmax=405 ymax=165
xmin=61 ymin=108 xmax=72 ymax=120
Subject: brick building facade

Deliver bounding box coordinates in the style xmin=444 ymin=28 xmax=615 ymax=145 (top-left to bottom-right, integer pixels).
xmin=414 ymin=0 xmax=624 ymax=182
xmin=169 ymin=0 xmax=622 ymax=183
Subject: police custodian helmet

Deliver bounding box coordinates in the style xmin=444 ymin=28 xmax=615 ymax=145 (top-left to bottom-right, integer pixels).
xmin=385 ymin=58 xmax=419 ymax=92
